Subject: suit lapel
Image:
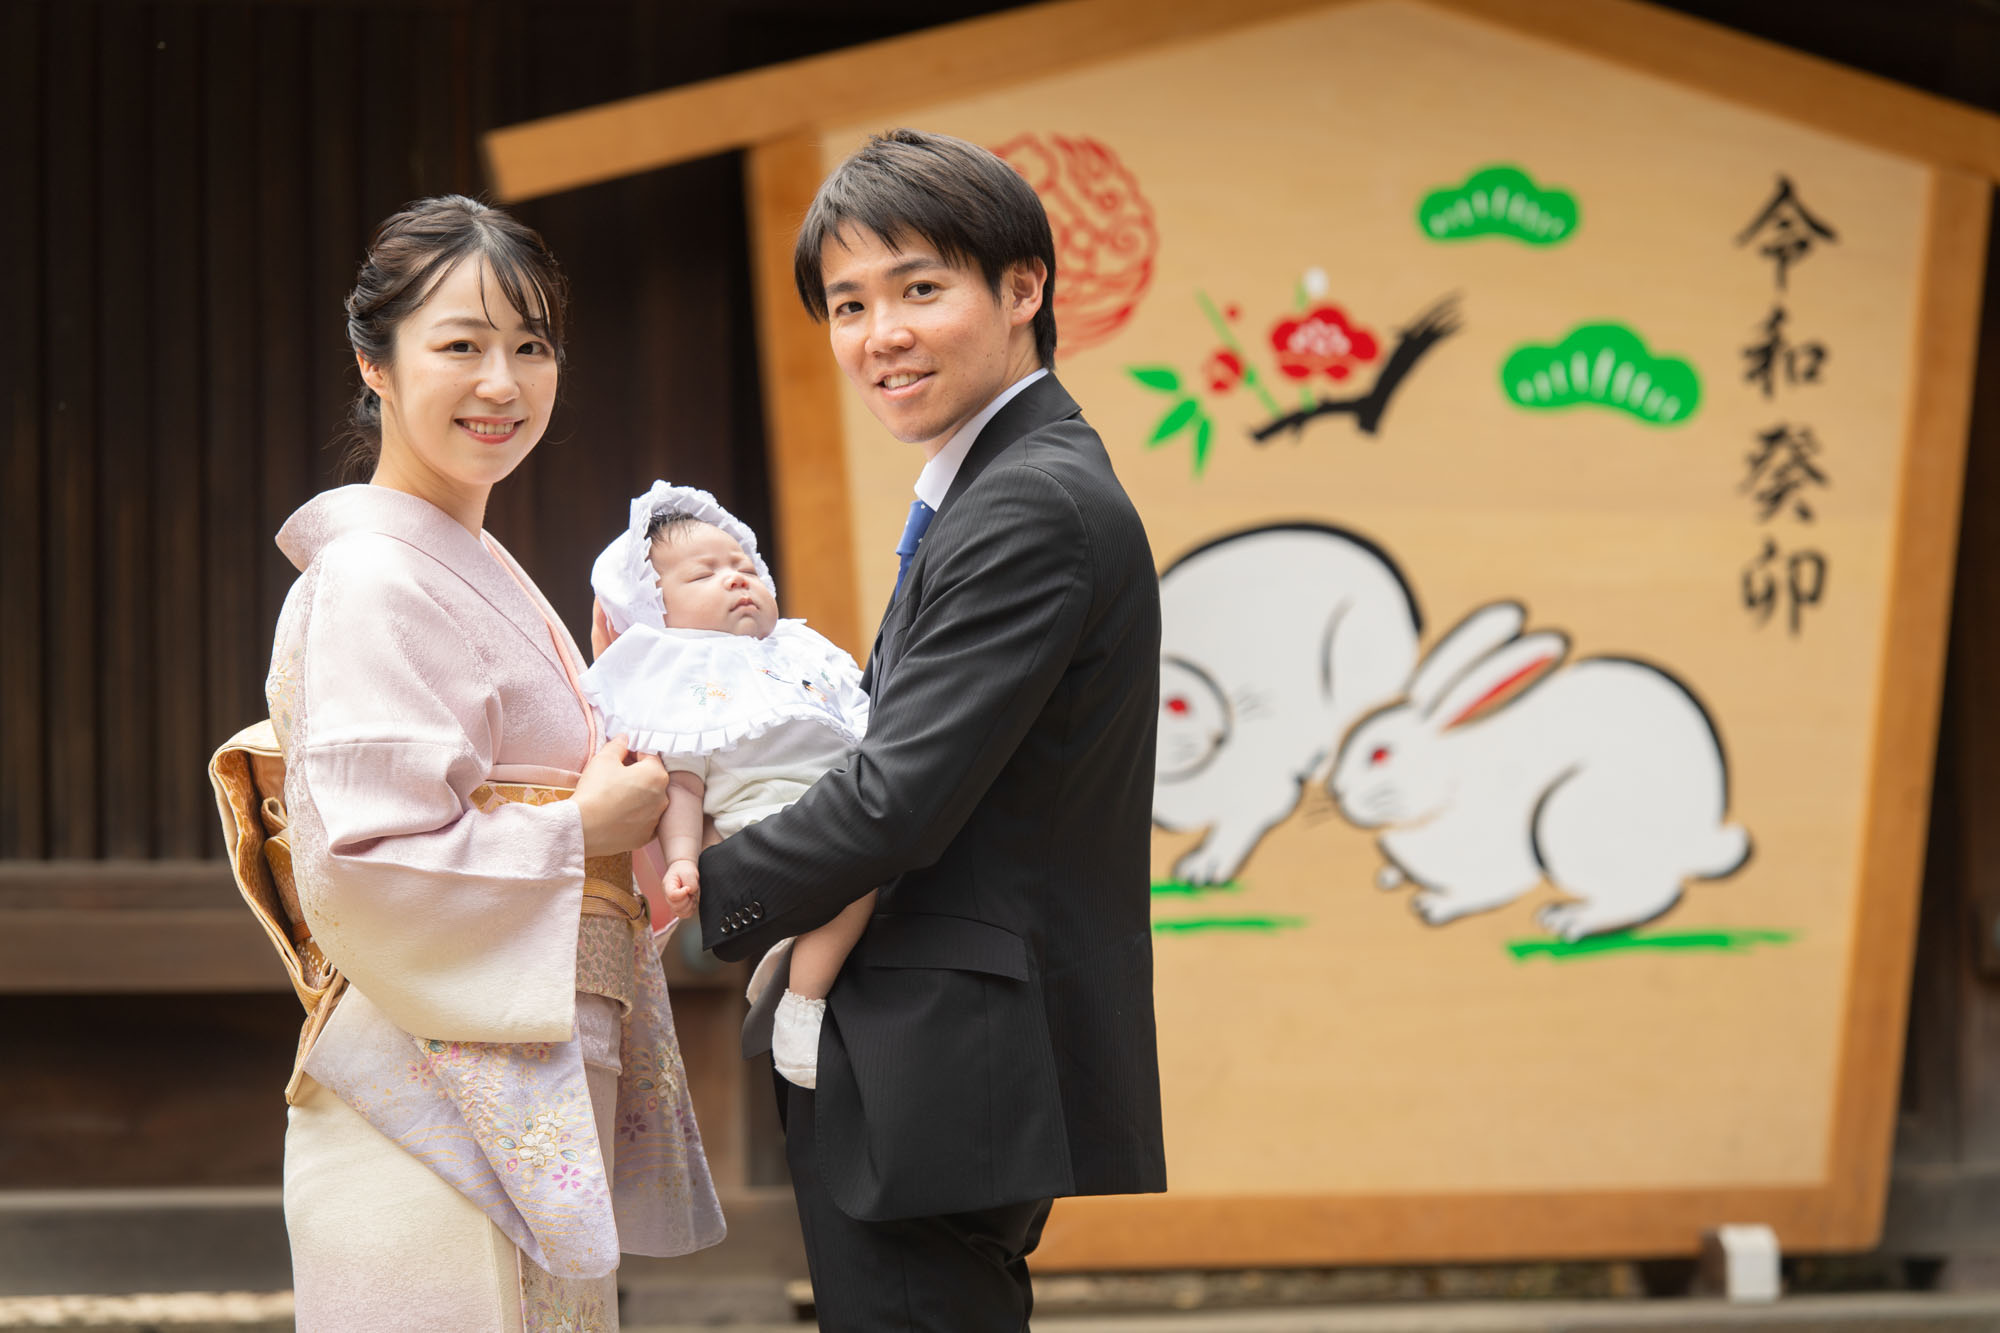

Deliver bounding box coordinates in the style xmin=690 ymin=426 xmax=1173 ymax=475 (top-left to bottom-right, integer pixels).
xmin=868 ymin=375 xmax=1083 ymax=684
xmin=936 ymin=374 xmax=1081 ymax=519
xmin=896 ymin=374 xmax=1082 ymax=609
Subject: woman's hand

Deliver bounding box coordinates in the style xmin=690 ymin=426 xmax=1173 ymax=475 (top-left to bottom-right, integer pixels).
xmin=590 ymin=597 xmax=620 ymax=662
xmin=574 ymin=734 xmax=671 ymax=857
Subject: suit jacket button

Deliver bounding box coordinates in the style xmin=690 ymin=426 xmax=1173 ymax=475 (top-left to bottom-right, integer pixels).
xmin=749 ymin=902 xmax=764 ymax=921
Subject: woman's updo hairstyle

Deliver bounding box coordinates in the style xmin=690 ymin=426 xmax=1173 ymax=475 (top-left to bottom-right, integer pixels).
xmin=340 ymin=194 xmax=569 ymax=472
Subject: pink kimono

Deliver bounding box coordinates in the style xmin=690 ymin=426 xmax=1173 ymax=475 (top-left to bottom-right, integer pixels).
xmin=268 ymin=485 xmax=723 ymax=1332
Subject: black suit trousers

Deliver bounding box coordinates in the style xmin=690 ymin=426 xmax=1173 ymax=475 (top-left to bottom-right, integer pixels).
xmin=780 ymin=1074 xmax=1053 ymax=1331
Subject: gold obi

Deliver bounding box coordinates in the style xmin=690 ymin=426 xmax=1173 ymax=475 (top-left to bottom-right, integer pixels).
xmin=209 ymin=723 xmax=646 ymax=1104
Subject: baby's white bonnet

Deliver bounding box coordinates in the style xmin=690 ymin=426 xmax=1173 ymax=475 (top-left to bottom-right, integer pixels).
xmin=591 ymin=481 xmax=776 ymax=634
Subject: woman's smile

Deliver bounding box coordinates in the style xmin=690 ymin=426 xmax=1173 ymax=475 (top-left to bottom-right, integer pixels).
xmin=456 ymin=415 xmax=523 ymax=443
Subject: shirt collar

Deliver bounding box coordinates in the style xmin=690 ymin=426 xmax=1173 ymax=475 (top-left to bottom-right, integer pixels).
xmin=913 ymin=368 xmax=1049 ymax=510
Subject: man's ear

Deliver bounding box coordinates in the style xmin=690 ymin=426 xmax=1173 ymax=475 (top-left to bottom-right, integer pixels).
xmin=1006 ymin=258 xmax=1047 ymax=328
xmin=356 ymin=349 xmax=389 ymax=399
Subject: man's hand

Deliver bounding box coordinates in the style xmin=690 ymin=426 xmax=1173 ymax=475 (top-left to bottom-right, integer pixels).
xmin=663 ymin=858 xmax=701 ymax=919
xmin=574 ymin=735 xmax=671 ymax=857
xmin=590 ymin=597 xmax=620 ymax=662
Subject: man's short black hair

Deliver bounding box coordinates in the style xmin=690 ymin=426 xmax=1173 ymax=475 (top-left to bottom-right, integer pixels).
xmin=793 ymin=128 xmax=1058 ymax=368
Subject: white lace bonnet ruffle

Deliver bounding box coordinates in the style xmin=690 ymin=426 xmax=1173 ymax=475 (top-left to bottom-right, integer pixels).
xmin=591 ymin=481 xmax=776 ymax=634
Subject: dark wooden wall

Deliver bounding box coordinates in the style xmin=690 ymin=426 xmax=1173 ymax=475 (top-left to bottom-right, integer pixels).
xmin=0 ymin=0 xmax=1011 ymax=1195
xmin=0 ymin=0 xmax=1024 ymax=864
xmin=3 ymin=0 xmax=1999 ymax=1281
xmin=4 ymin=0 xmax=743 ymax=861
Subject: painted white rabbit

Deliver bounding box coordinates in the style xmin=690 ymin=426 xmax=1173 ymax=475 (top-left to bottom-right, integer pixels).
xmin=1330 ymin=602 xmax=1751 ymax=940
xmin=1154 ymin=524 xmax=1421 ymax=884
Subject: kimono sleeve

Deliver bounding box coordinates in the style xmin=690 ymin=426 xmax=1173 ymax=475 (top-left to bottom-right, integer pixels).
xmin=287 ymin=535 xmax=586 ymax=1043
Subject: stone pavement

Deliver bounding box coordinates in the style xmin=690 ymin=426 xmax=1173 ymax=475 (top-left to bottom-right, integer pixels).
xmin=5 ymin=1291 xmax=2000 ymax=1331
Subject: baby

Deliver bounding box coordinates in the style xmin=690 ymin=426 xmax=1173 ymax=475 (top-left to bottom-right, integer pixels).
xmin=581 ymin=482 xmax=874 ymax=1089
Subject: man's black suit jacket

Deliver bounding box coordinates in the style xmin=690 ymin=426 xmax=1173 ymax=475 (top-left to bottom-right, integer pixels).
xmin=698 ymin=373 xmax=1167 ymax=1222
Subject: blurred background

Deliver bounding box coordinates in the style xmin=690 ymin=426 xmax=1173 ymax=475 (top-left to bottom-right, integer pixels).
xmin=3 ymin=0 xmax=2000 ymax=1325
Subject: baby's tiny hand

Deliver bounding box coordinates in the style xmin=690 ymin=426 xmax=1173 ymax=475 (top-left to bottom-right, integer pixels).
xmin=664 ymin=859 xmax=701 ymax=919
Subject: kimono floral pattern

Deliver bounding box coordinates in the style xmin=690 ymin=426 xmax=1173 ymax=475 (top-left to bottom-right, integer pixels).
xmin=303 ymin=790 xmax=725 ymax=1282
xmin=520 ymin=1261 xmax=615 ymax=1333
xmin=574 ymin=916 xmax=637 ymax=1013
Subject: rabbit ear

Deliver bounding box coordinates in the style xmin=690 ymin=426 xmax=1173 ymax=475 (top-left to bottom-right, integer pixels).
xmin=1433 ymin=631 xmax=1570 ymax=732
xmin=1409 ymin=603 xmax=1527 ymax=716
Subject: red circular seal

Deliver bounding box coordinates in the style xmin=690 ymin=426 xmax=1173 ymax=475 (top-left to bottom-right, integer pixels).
xmin=993 ymin=133 xmax=1158 ymax=353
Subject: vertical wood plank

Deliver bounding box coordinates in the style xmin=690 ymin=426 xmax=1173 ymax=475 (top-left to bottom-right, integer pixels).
xmin=306 ymin=6 xmax=362 ymax=495
xmin=96 ymin=4 xmax=153 ymax=859
xmin=1945 ymin=209 xmax=2000 ymax=986
xmin=255 ymin=8 xmax=310 ymax=650
xmin=414 ymin=7 xmax=458 ymax=200
xmin=1942 ymin=192 xmax=2000 ymax=1163
xmin=724 ymin=156 xmax=777 ymax=598
xmin=745 ymin=135 xmax=860 ymax=657
xmin=1892 ymin=730 xmax=1965 ymax=1165
xmin=1828 ymin=167 xmax=1992 ymax=1243
xmin=200 ymin=8 xmax=260 ymax=840
xmin=358 ymin=9 xmax=414 ymax=235
xmin=150 ymin=5 xmax=208 ymax=858
xmin=44 ymin=2 xmax=100 ymax=857
xmin=0 ymin=0 xmax=46 ymax=858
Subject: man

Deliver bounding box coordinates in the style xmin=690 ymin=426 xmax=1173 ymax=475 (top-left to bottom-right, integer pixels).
xmin=698 ymin=128 xmax=1166 ymax=1332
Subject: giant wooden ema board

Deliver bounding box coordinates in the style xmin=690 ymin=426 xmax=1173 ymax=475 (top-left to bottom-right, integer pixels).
xmin=738 ymin=0 xmax=1988 ymax=1267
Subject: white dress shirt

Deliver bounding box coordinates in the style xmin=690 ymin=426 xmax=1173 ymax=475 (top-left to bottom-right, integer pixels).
xmin=912 ymin=368 xmax=1049 ymax=510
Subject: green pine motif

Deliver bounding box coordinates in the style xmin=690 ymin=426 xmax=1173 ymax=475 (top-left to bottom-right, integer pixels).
xmin=1418 ymin=165 xmax=1579 ymax=245
xmin=1500 ymin=324 xmax=1701 ymax=425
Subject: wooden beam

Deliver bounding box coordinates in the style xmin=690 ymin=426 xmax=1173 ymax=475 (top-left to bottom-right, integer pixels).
xmin=483 ymin=0 xmax=2000 ymax=205
xmin=1432 ymin=0 xmax=2000 ymax=184
xmin=1821 ymin=166 xmax=1991 ymax=1245
xmin=482 ymin=0 xmax=1335 ymax=202
xmin=745 ymin=136 xmax=863 ymax=657
xmin=1038 ymin=1182 xmax=1862 ymax=1270
xmin=0 ymin=861 xmax=745 ymax=993
xmin=0 ymin=861 xmax=279 ymax=992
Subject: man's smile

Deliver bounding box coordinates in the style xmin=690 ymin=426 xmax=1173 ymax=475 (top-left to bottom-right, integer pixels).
xmin=878 ymin=370 xmax=933 ymax=397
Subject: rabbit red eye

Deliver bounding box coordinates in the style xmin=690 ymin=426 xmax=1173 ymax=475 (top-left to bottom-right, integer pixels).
xmin=1165 ymin=697 xmax=1190 ymax=716
xmin=1370 ymin=746 xmax=1390 ymax=765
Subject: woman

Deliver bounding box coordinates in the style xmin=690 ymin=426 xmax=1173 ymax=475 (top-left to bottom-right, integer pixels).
xmin=266 ymin=196 xmax=723 ymax=1331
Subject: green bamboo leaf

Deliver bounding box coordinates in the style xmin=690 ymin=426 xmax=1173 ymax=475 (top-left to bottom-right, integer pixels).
xmin=1193 ymin=415 xmax=1213 ymax=476
xmin=1149 ymin=398 xmax=1200 ymax=444
xmin=1128 ymin=366 xmax=1182 ymax=393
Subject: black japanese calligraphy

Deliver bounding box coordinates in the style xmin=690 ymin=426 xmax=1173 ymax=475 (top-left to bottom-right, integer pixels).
xmin=1736 ymin=174 xmax=1839 ymax=291
xmin=1742 ymin=539 xmax=1827 ymax=636
xmin=1741 ymin=423 xmax=1831 ymax=523
xmin=1741 ymin=306 xmax=1827 ymax=399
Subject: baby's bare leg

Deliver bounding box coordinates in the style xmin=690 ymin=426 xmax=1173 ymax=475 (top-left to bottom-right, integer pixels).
xmin=771 ymin=889 xmax=877 ymax=1090
xmin=787 ymin=890 xmax=877 ymax=999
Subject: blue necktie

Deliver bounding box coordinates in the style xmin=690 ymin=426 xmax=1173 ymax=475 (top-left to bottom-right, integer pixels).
xmin=894 ymin=500 xmax=935 ymax=597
